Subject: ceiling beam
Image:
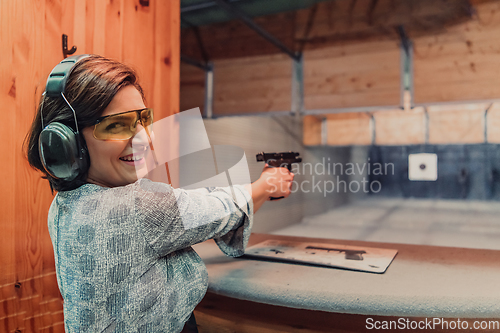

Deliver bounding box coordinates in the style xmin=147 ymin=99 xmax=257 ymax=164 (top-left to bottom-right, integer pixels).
xmin=213 ymin=0 xmax=301 ymax=61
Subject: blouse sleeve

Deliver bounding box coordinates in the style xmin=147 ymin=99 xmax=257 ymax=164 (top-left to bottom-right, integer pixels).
xmin=133 ymin=179 xmax=253 ymax=258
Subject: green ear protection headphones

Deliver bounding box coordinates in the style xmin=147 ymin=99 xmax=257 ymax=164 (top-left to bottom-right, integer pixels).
xmin=38 ymin=54 xmax=90 ymax=182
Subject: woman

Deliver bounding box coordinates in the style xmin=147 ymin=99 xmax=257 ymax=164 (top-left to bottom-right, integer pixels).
xmin=25 ymin=55 xmax=293 ymax=332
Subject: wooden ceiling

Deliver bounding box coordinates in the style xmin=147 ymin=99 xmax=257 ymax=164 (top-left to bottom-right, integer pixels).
xmin=181 ymin=0 xmax=485 ymax=61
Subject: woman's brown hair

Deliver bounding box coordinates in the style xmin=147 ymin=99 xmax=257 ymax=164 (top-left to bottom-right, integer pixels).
xmin=24 ymin=55 xmax=144 ymax=191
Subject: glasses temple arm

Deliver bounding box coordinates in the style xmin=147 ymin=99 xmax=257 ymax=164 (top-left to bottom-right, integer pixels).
xmin=60 ymin=92 xmax=80 ymax=134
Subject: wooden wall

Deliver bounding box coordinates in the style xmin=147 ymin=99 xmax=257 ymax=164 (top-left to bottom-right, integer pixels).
xmin=414 ymin=0 xmax=500 ymax=104
xmin=180 ymin=0 xmax=500 ymax=145
xmin=487 ymin=103 xmax=500 ymax=142
xmin=182 ymin=10 xmax=295 ymax=60
xmin=374 ymin=108 xmax=426 ymax=145
xmin=0 ymin=0 xmax=179 ymax=331
xmin=180 ymin=36 xmax=400 ymax=115
xmin=325 ymin=113 xmax=373 ymax=145
xmin=214 ymin=54 xmax=292 ymax=115
xmin=180 ymin=0 xmax=474 ymax=116
xmin=427 ymin=104 xmax=488 ymax=144
xmin=180 ymin=62 xmax=205 ymax=113
xmin=303 ymin=40 xmax=401 ymax=110
xmin=181 ymin=0 xmax=472 ymax=60
xmin=181 ymin=53 xmax=292 ymax=115
xmin=301 ymin=0 xmax=500 ymax=146
xmin=303 ymin=102 xmax=500 ymax=146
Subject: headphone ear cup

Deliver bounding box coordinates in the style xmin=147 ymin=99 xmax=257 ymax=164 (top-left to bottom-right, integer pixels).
xmin=39 ymin=122 xmax=88 ymax=181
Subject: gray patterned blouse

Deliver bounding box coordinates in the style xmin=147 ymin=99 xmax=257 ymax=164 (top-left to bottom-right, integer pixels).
xmin=47 ymin=179 xmax=253 ymax=332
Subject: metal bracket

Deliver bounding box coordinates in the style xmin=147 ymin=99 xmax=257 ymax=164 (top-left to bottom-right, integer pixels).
xmin=291 ymin=54 xmax=304 ymax=116
xmin=204 ymin=62 xmax=214 ymax=118
xmin=424 ymin=107 xmax=429 ymax=144
xmin=213 ymin=0 xmax=300 ymax=61
xmin=321 ymin=117 xmax=328 ymax=146
xmin=397 ymin=26 xmax=414 ymax=110
xmin=397 ymin=25 xmax=411 ymax=57
xmin=484 ymin=103 xmax=494 ymax=143
xmin=369 ymin=113 xmax=376 ymax=145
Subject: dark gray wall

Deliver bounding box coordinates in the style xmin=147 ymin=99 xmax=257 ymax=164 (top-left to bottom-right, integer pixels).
xmin=367 ymin=144 xmax=500 ymax=200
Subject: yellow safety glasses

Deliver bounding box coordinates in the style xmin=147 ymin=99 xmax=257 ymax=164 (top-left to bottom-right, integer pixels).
xmin=93 ymin=108 xmax=153 ymax=141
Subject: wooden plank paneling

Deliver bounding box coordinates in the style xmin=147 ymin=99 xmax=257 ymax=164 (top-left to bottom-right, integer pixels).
xmin=326 ymin=113 xmax=372 ymax=146
xmin=486 ymin=103 xmax=500 ymax=142
xmin=182 ymin=11 xmax=295 ymax=60
xmin=122 ymin=0 xmax=155 ymax=105
xmin=0 ymin=0 xmax=180 ymax=331
xmin=93 ymin=0 xmax=107 ymax=55
xmin=73 ymin=0 xmax=86 ymax=53
xmin=427 ymin=104 xmax=488 ymax=144
xmin=374 ymin=108 xmax=426 ymax=145
xmin=105 ymin=0 xmax=124 ymax=60
xmin=414 ymin=1 xmax=500 ymax=103
xmin=303 ymin=40 xmax=401 ymax=110
xmin=153 ymin=0 xmax=180 ymax=117
xmin=181 ymin=0 xmax=472 ymax=60
xmin=303 ymin=116 xmax=323 ymax=146
xmin=180 ymin=63 xmax=205 ymax=112
xmin=85 ymin=0 xmax=95 ymax=54
xmin=12 ymin=0 xmax=53 ymax=331
xmin=0 ymin=0 xmax=19 ymax=295
xmin=213 ymin=54 xmax=292 ymax=115
xmin=153 ymin=0 xmax=181 ymax=185
xmin=303 ymin=103 xmax=493 ymax=146
xmin=294 ymin=0 xmax=472 ymax=49
xmin=305 ymin=90 xmax=402 ymax=111
xmin=180 ymin=53 xmax=294 ymax=116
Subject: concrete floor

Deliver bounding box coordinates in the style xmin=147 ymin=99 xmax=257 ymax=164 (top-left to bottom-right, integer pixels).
xmin=272 ymin=198 xmax=500 ymax=250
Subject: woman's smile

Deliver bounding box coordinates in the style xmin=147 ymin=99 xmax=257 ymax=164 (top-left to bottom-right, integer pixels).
xmin=119 ymin=148 xmax=147 ymax=166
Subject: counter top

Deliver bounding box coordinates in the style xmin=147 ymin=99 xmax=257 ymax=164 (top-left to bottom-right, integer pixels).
xmin=193 ymin=233 xmax=500 ymax=318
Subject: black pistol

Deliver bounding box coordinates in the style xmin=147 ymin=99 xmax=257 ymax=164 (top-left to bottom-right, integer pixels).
xmin=256 ymin=152 xmax=302 ymax=171
xmin=256 ymin=152 xmax=302 ymax=200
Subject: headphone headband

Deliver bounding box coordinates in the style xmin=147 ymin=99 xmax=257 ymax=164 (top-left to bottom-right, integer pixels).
xmin=45 ymin=54 xmax=90 ymax=97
